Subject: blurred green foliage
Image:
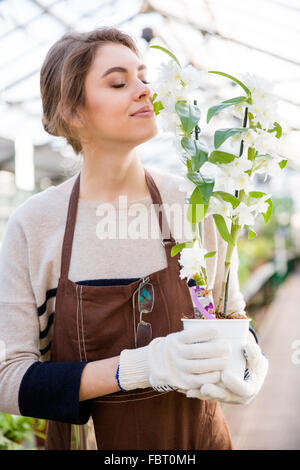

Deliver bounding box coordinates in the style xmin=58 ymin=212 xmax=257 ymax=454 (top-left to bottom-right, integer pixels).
xmin=238 ymin=196 xmax=294 ymax=288
xmin=0 ymin=413 xmax=45 ymax=450
xmin=238 ymin=236 xmax=275 ymax=288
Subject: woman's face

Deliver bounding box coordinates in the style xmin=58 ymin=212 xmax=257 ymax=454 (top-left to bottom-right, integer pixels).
xmin=77 ymin=42 xmax=158 ymax=147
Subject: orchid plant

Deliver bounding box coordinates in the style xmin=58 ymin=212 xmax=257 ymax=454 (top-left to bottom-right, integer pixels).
xmin=149 ymin=45 xmax=286 ymax=319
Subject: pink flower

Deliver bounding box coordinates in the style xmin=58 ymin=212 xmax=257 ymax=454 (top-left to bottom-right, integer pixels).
xmin=205 ymin=303 xmax=214 ymax=314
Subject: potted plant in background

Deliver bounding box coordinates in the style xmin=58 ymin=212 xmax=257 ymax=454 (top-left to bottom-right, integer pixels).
xmin=150 ymin=45 xmax=285 ymax=379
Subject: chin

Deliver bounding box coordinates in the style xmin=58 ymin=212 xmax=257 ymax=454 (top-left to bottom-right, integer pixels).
xmin=139 ymin=126 xmax=159 ymax=144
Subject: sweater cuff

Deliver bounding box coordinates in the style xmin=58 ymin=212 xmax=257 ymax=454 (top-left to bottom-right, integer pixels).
xmin=249 ymin=325 xmax=259 ymax=344
xmin=18 ymin=361 xmax=93 ymax=424
xmin=118 ymin=346 xmax=150 ymax=391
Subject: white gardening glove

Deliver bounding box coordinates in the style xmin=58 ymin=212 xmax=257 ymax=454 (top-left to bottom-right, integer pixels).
xmin=185 ymin=342 xmax=268 ymax=405
xmin=118 ymin=325 xmax=232 ymax=392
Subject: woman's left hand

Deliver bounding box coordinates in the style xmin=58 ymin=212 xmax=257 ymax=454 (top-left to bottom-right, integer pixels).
xmin=182 ymin=342 xmax=269 ymax=405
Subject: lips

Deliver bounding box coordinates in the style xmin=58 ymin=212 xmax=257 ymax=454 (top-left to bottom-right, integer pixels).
xmin=131 ymin=105 xmax=153 ymax=116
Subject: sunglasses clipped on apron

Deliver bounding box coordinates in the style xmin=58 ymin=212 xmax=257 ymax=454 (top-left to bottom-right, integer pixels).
xmin=44 ymin=168 xmax=233 ymax=450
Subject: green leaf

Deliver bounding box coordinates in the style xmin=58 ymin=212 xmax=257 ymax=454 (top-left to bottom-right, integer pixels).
xmin=181 ymin=137 xmax=209 ymax=171
xmin=204 ymin=251 xmax=216 ymax=258
xmin=187 ymin=187 xmax=207 ymax=223
xmin=208 ymin=150 xmax=236 ymax=164
xmin=175 ymin=101 xmax=201 ymax=135
xmin=153 ymin=99 xmax=164 ymax=115
xmin=213 ymin=191 xmax=241 ymax=209
xmin=248 ymin=147 xmax=257 ymax=160
xmin=263 ymin=198 xmax=273 ymax=224
xmin=149 ymin=45 xmax=181 ymax=68
xmin=187 ymin=172 xmax=215 ymax=205
xmin=268 ymin=121 xmax=282 ymax=139
xmin=208 ymin=71 xmax=252 ymax=97
xmin=248 ymin=229 xmax=257 ymax=239
xmin=170 ymin=241 xmax=193 ymax=257
xmin=279 ymin=159 xmax=287 ymax=169
xmin=248 ymin=191 xmax=265 ymax=199
xmin=212 ymin=214 xmax=234 ymax=245
xmin=214 ymin=128 xmax=249 ymax=149
xmin=207 ymin=96 xmax=248 ymax=123
xmin=248 ymin=191 xmax=273 ymax=224
xmin=191 ymin=153 xmax=207 ymax=172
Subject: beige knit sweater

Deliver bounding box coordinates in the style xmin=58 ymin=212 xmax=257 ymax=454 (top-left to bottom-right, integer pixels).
xmin=0 ymin=165 xmax=246 ymax=415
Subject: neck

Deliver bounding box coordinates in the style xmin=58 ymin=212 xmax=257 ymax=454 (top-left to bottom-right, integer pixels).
xmin=79 ymin=144 xmax=149 ymax=204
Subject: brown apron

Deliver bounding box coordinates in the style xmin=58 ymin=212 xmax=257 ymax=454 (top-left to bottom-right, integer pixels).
xmin=44 ymin=168 xmax=233 ymax=450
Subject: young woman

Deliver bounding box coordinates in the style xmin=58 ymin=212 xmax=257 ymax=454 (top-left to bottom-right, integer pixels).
xmin=0 ymin=27 xmax=267 ymax=450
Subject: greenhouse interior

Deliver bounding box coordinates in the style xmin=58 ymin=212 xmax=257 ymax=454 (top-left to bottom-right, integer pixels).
xmin=0 ymin=0 xmax=300 ymax=451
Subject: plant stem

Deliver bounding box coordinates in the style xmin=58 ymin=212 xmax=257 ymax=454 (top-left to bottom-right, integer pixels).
xmin=193 ymin=98 xmax=203 ymax=245
xmin=186 ymin=98 xmax=208 ymax=286
xmin=219 ymin=106 xmax=248 ymax=315
xmin=190 ymin=220 xmax=208 ymax=285
xmin=216 ymin=222 xmax=241 ymax=314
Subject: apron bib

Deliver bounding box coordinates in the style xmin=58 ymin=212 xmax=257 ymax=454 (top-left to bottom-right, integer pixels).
xmin=44 ymin=168 xmax=233 ymax=450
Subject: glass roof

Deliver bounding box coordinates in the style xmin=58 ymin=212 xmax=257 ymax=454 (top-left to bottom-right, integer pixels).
xmin=0 ymin=0 xmax=299 ymax=169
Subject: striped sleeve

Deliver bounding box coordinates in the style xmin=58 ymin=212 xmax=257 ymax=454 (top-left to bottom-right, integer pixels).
xmin=0 ymin=212 xmax=93 ymax=422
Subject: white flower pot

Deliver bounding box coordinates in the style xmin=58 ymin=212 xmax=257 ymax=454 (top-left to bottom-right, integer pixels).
xmin=181 ymin=318 xmax=250 ymax=380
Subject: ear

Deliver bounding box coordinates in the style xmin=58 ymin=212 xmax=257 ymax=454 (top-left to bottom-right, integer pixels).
xmin=70 ymin=109 xmax=85 ymax=130
xmin=59 ymin=103 xmax=84 ymax=129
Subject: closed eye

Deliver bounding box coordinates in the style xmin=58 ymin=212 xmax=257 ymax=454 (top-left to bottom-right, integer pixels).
xmin=112 ymin=81 xmax=150 ymax=88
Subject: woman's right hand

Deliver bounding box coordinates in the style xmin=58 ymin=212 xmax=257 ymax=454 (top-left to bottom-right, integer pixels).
xmin=118 ymin=325 xmax=231 ymax=392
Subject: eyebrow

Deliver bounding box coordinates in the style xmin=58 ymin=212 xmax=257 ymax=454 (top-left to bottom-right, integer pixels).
xmin=101 ymin=64 xmax=147 ymax=78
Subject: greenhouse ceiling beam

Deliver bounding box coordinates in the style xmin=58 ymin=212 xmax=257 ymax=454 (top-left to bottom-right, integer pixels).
xmin=29 ymin=0 xmax=74 ymax=31
xmin=163 ymin=18 xmax=300 ymax=111
xmin=0 ymin=0 xmax=117 ymax=69
xmin=0 ymin=0 xmax=115 ymax=41
xmin=1 ymin=0 xmax=143 ymax=94
xmin=29 ymin=0 xmax=119 ymax=32
xmin=147 ymin=1 xmax=300 ymax=68
xmin=1 ymin=69 xmax=39 ymax=93
xmin=0 ymin=0 xmax=64 ymax=40
xmin=263 ymin=0 xmax=300 ymax=13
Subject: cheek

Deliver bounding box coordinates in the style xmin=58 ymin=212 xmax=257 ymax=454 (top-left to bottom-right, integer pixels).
xmin=86 ymin=92 xmax=128 ymax=124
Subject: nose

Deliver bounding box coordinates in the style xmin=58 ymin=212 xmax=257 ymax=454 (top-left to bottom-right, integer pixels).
xmin=135 ymin=82 xmax=153 ymax=101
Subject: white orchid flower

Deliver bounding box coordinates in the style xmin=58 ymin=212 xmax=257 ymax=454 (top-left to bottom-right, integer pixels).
xmin=156 ymin=60 xmax=184 ymax=87
xmin=200 ymin=161 xmax=221 ymax=178
xmin=198 ymin=162 xmax=224 ymax=191
xmin=253 ymin=154 xmax=283 ymax=181
xmin=218 ymin=167 xmax=252 ymax=193
xmin=253 ymin=128 xmax=278 ymax=153
xmin=232 ymin=201 xmax=255 ymax=227
xmin=248 ymin=194 xmax=272 ymax=216
xmin=178 ymin=176 xmax=197 ymax=199
xmin=230 ymin=155 xmax=253 ymax=175
xmin=233 ymin=128 xmax=278 ymax=159
xmin=156 ymin=60 xmax=202 ymax=91
xmin=233 ymin=73 xmax=279 ymax=130
xmin=159 ymin=110 xmax=182 ymax=134
xmin=155 ymin=86 xmax=190 ymax=134
xmin=206 ymin=196 xmax=233 ymax=219
xmin=178 ymin=239 xmax=208 ymax=282
xmin=232 ymin=171 xmax=252 ymax=192
xmin=180 ymin=64 xmax=203 ymax=90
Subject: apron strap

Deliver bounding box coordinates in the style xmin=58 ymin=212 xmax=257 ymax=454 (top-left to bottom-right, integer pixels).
xmin=60 ymin=169 xmax=175 ymax=280
xmin=144 ymin=169 xmax=175 ymax=246
xmin=60 ymin=172 xmax=81 ymax=279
